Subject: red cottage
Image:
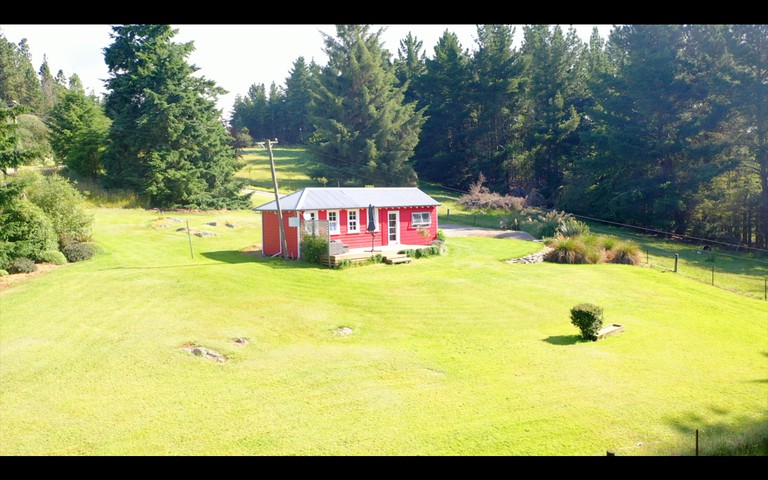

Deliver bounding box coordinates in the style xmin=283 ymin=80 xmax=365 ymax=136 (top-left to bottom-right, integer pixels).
xmin=253 ymin=187 xmax=441 ymax=258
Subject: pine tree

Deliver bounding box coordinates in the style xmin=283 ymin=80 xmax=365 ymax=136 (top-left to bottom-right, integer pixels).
xmin=465 ymin=24 xmax=524 ymax=191
xmin=0 ymin=34 xmax=44 ymax=112
xmin=393 ymin=31 xmax=427 ymax=108
xmin=722 ymin=24 xmax=768 ymax=248
xmin=230 ymin=83 xmax=268 ymax=143
xmin=102 ymin=24 xmax=247 ymax=209
xmin=267 ymin=81 xmax=285 ymax=142
xmin=309 ymin=24 xmax=425 ymax=186
xmin=516 ymin=25 xmax=587 ymax=199
xmin=413 ymin=29 xmax=473 ymax=186
xmin=574 ymin=25 xmax=731 ymax=232
xmin=0 ymin=104 xmax=36 ymax=175
xmin=48 ymin=87 xmax=111 ymax=176
xmin=282 ymin=57 xmax=314 ymax=144
xmin=39 ymin=57 xmax=66 ymax=115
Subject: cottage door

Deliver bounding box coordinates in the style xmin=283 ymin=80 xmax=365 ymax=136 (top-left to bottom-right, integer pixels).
xmin=388 ymin=211 xmax=400 ymax=244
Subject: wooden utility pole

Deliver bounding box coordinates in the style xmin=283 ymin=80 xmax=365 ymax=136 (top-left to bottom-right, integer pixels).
xmin=264 ymin=139 xmax=289 ymax=259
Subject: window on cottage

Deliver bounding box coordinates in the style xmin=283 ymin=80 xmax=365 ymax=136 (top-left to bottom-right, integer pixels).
xmin=412 ymin=212 xmax=431 ymax=228
xmin=347 ymin=210 xmax=359 ymax=233
xmin=328 ymin=210 xmax=339 ymax=235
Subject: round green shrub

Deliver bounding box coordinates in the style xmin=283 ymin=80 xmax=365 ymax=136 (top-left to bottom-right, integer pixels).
xmin=0 ymin=269 xmax=9 ymax=277
xmin=62 ymin=242 xmax=96 ymax=263
xmin=7 ymin=257 xmax=37 ymax=274
xmin=570 ymin=303 xmax=604 ymax=341
xmin=39 ymin=250 xmax=68 ymax=265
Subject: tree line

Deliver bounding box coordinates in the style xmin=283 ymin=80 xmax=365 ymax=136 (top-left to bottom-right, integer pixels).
xmin=231 ymin=24 xmax=768 ymax=250
xmin=1 ymin=24 xmax=766 ymax=250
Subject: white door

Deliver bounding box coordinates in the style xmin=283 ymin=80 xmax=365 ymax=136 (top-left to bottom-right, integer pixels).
xmin=388 ymin=211 xmax=400 ymax=244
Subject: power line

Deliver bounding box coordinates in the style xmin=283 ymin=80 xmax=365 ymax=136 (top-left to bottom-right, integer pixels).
xmin=574 ymin=214 xmax=768 ymax=257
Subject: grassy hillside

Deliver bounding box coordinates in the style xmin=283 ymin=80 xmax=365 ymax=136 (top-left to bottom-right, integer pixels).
xmin=1 ymin=206 xmax=766 ymax=456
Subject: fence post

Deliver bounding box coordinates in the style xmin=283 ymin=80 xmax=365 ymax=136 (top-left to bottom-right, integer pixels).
xmin=696 ymin=429 xmax=699 ymax=456
xmin=674 ymin=253 xmax=678 ymax=273
xmin=711 ymin=264 xmax=715 ymax=286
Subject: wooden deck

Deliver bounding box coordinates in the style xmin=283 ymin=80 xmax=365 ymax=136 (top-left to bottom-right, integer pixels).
xmin=318 ymin=244 xmax=424 ymax=268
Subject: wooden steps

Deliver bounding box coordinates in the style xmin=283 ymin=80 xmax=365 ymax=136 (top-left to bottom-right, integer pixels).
xmin=383 ymin=254 xmax=411 ymax=265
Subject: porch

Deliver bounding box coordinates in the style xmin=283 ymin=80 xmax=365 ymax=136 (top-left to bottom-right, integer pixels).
xmin=318 ymin=243 xmax=427 ymax=268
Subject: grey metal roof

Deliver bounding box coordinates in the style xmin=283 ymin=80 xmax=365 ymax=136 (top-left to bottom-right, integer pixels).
xmin=253 ymin=187 xmax=440 ymax=211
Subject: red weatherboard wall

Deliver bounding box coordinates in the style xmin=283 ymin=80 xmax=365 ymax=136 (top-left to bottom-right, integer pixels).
xmin=396 ymin=206 xmax=438 ymax=245
xmin=261 ymin=211 xmax=300 ymax=258
xmin=319 ymin=206 xmax=438 ymax=248
xmin=260 ymin=206 xmax=438 ymax=257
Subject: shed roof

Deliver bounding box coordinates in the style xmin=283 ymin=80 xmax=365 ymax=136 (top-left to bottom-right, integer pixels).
xmin=253 ymin=187 xmax=440 ymax=212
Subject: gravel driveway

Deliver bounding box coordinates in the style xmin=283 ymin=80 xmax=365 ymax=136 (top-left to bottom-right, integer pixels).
xmin=439 ymin=223 xmax=538 ymax=242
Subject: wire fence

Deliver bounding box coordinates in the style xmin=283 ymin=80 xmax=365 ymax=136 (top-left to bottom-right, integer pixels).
xmin=584 ymin=223 xmax=768 ymax=301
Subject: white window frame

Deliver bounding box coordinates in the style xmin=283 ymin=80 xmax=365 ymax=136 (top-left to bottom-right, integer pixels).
xmin=327 ymin=210 xmax=340 ymax=235
xmin=412 ymin=211 xmax=431 ymax=228
xmin=347 ymin=209 xmax=359 ymax=233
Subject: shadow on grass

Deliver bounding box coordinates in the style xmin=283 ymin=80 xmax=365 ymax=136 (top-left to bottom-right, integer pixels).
xmin=544 ymin=334 xmax=583 ymax=345
xmin=200 ymin=250 xmax=323 ymax=270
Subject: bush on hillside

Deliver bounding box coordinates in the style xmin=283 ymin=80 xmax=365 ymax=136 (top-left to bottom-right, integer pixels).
xmin=62 ymin=242 xmax=96 ymax=263
xmin=570 ymin=303 xmax=604 ymax=341
xmin=0 ymin=269 xmax=9 ymax=276
xmin=7 ymin=257 xmax=37 ymax=274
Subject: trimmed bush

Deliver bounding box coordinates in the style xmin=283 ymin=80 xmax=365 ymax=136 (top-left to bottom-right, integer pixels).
xmin=7 ymin=257 xmax=37 ymax=274
xmin=39 ymin=250 xmax=68 ymax=265
xmin=570 ymin=303 xmax=604 ymax=341
xmin=0 ymin=269 xmax=9 ymax=276
xmin=62 ymin=242 xmax=96 ymax=263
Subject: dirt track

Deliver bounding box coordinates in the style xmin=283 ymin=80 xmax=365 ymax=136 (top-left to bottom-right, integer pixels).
xmin=439 ymin=223 xmax=538 ymax=242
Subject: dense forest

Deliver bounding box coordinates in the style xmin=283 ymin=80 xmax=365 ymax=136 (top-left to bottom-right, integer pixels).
xmin=1 ymin=24 xmax=767 ymax=250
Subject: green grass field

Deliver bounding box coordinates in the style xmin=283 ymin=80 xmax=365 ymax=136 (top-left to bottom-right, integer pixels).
xmin=1 ymin=206 xmax=766 ymax=456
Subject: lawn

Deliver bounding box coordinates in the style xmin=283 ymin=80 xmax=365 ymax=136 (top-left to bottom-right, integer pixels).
xmin=1 ymin=207 xmax=766 ymax=456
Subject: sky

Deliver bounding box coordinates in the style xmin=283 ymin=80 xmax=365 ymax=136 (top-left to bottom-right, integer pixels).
xmin=0 ymin=24 xmax=615 ymax=118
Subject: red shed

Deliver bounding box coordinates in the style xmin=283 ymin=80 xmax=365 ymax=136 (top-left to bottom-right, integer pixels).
xmin=253 ymin=187 xmax=441 ymax=258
